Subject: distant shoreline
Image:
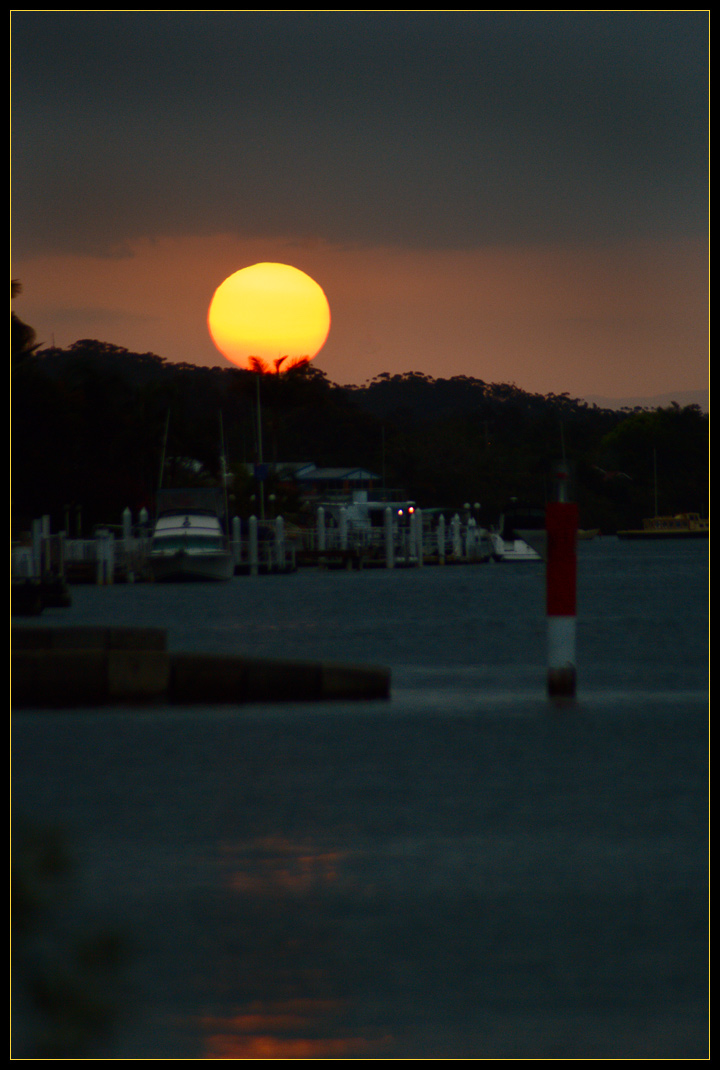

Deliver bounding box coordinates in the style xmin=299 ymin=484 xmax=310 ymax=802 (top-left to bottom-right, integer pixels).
xmin=583 ymin=388 xmax=708 ymax=413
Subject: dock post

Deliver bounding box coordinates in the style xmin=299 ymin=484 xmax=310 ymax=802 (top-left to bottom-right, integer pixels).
xmin=31 ymin=518 xmax=42 ymax=579
xmin=96 ymin=530 xmax=105 ymax=586
xmin=415 ymin=508 xmax=424 ymax=566
xmin=122 ymin=508 xmax=133 ymax=581
xmin=95 ymin=529 xmax=115 ymax=585
xmin=451 ymin=514 xmax=462 ymax=559
xmin=42 ymin=515 xmax=52 ymax=574
xmin=57 ymin=531 xmax=66 ymax=580
xmin=384 ymin=506 xmax=394 ymax=569
xmin=466 ymin=516 xmax=477 ymax=559
xmin=232 ymin=516 xmax=242 ymax=567
xmin=249 ymin=515 xmax=259 ymax=576
xmin=275 ymin=515 xmax=285 ymax=570
xmin=546 ymin=462 xmax=578 ymax=699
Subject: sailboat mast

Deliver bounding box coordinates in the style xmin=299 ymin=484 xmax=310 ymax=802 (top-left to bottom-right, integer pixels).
xmin=653 ymin=448 xmax=659 ymax=517
xmin=219 ymin=410 xmax=230 ymax=529
xmin=256 ymin=374 xmax=265 ymax=521
xmin=156 ymin=409 xmax=171 ymax=515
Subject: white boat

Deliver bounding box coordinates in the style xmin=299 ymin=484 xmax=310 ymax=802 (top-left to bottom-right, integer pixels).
xmin=490 ymin=510 xmax=544 ymax=562
xmin=149 ymin=489 xmax=234 ymax=582
xmin=617 ymin=513 xmax=709 ymax=540
xmin=617 ymin=450 xmax=709 ymax=540
xmin=489 ymin=532 xmax=542 ymax=562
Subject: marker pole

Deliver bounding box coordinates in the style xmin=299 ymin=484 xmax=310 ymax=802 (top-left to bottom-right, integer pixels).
xmin=546 ymin=498 xmax=578 ymax=698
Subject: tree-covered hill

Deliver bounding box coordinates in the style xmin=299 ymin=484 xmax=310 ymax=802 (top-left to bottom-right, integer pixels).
xmin=11 ymin=339 xmax=708 ymax=535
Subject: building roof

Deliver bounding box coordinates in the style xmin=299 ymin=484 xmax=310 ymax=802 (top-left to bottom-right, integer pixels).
xmin=293 ymin=466 xmax=380 ymax=483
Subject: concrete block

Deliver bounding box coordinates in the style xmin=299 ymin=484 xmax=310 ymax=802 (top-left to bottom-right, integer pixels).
xmin=320 ymin=663 xmax=391 ymax=700
xmin=11 ymin=626 xmax=167 ymax=651
xmin=51 ymin=627 xmax=107 ymax=649
xmin=243 ymin=658 xmax=322 ymax=702
xmin=12 ymin=628 xmax=53 ymax=650
xmin=169 ymin=654 xmax=329 ymax=705
xmin=107 ymin=651 xmax=170 ymax=702
xmin=12 ymin=645 xmax=390 ymax=709
xmin=169 ymin=653 xmax=250 ymax=704
xmin=11 ymin=583 xmax=43 ymax=617
xmin=12 ymin=650 xmax=108 ymax=707
xmin=106 ymin=628 xmax=167 ymax=650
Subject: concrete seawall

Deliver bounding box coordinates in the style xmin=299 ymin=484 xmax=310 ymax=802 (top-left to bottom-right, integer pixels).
xmin=12 ymin=627 xmax=391 ymax=708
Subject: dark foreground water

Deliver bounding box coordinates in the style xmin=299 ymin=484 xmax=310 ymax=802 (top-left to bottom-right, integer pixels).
xmin=12 ymin=538 xmax=708 ymax=1058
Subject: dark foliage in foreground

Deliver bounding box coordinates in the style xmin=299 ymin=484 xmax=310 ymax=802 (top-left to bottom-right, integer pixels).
xmin=12 ymin=341 xmax=708 ymax=535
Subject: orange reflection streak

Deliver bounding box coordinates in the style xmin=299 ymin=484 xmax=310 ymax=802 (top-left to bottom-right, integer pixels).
xmin=222 ymin=835 xmax=349 ymax=897
xmin=201 ymin=1001 xmax=394 ymax=1059
xmin=204 ymin=838 xmax=395 ymax=1058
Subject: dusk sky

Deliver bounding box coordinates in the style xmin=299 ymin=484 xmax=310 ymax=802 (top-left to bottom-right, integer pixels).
xmin=12 ymin=11 xmax=708 ymax=404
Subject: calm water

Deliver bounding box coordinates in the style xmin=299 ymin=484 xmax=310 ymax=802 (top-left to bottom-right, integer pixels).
xmin=12 ymin=538 xmax=708 ymax=1058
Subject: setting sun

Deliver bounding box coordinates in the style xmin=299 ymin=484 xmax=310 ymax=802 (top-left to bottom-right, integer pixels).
xmin=207 ymin=263 xmax=331 ymax=371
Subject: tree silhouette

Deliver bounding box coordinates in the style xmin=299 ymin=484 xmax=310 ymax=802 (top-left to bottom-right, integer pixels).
xmin=11 ymin=280 xmax=41 ymax=363
xmin=248 ymin=355 xmax=311 ymax=375
xmin=11 ymin=333 xmax=707 ymax=535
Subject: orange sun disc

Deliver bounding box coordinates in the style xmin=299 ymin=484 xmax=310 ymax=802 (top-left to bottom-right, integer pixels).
xmin=207 ymin=262 xmax=331 ymax=370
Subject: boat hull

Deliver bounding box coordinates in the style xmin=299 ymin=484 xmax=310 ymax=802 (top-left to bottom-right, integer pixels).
xmin=149 ymin=494 xmax=235 ymax=582
xmin=617 ymin=513 xmax=709 ymax=540
xmin=490 ymin=534 xmax=542 ymax=562
xmin=149 ymin=550 xmax=235 ymax=582
xmin=617 ymin=528 xmax=708 ymax=540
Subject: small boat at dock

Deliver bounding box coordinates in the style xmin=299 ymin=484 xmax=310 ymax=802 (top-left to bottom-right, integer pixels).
xmin=489 ymin=532 xmax=543 ymax=562
xmin=491 ymin=509 xmax=544 ymax=562
xmin=617 ymin=513 xmax=709 ymax=540
xmin=149 ymin=489 xmax=235 ymax=582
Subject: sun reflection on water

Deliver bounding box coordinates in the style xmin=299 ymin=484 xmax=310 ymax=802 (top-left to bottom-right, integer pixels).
xmin=225 ymin=835 xmax=348 ymax=897
xmin=202 ymin=1000 xmax=393 ymax=1059
xmin=199 ymin=835 xmax=393 ymax=1058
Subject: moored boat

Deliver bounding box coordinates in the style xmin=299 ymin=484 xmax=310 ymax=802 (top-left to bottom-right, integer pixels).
xmin=149 ymin=489 xmax=235 ymax=582
xmin=489 ymin=532 xmax=543 ymax=562
xmin=617 ymin=513 xmax=709 ymax=540
xmin=491 ymin=509 xmax=544 ymax=562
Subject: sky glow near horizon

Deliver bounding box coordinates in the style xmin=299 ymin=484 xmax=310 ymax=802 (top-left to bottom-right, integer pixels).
xmin=11 ymin=11 xmax=708 ymax=401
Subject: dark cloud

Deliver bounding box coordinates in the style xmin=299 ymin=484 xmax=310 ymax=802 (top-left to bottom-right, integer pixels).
xmin=12 ymin=11 xmax=708 ymax=256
